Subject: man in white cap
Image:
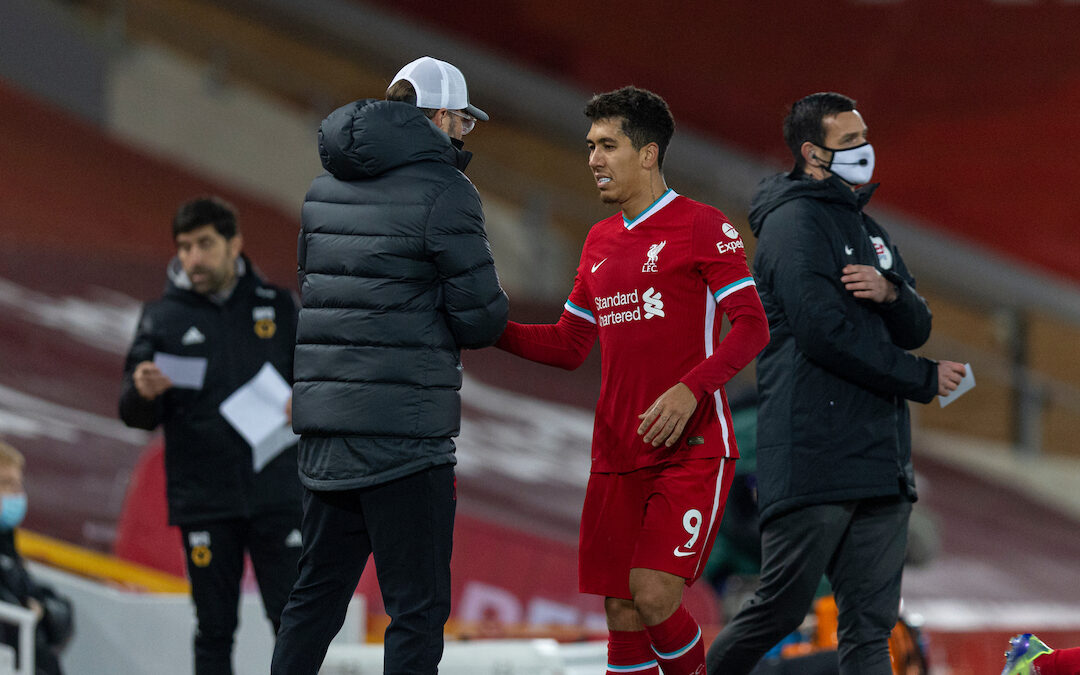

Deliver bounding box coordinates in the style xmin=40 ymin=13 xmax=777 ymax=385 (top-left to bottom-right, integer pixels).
xmin=271 ymin=56 xmax=507 ymax=675
xmin=386 ymin=55 xmax=490 ymax=133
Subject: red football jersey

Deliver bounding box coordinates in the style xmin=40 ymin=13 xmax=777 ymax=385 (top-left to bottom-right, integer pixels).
xmin=564 ymin=191 xmax=757 ymax=472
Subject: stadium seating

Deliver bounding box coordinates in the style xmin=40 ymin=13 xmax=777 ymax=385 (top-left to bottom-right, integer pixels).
xmin=4 ymin=2 xmax=1080 ymax=672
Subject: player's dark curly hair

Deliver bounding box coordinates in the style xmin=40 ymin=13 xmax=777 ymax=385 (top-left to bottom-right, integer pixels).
xmin=783 ymin=92 xmax=856 ymax=175
xmin=584 ymin=86 xmax=675 ymax=170
xmin=173 ymin=196 xmax=238 ymax=240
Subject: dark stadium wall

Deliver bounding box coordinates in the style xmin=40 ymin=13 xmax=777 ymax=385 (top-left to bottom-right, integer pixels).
xmin=366 ymin=0 xmax=1080 ymax=283
xmin=0 ymin=80 xmax=301 ymax=295
xmin=0 ymin=0 xmax=108 ymax=124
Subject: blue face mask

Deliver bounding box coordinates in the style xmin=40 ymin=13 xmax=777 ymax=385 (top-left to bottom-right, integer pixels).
xmin=0 ymin=494 xmax=27 ymax=531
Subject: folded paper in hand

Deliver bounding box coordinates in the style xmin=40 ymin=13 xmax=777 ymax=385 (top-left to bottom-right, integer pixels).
xmin=219 ymin=362 xmax=298 ymax=471
xmin=153 ymin=352 xmax=208 ymax=389
xmin=938 ymin=363 xmax=975 ymax=408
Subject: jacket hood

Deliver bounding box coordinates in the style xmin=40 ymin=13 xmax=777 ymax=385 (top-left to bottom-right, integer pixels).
xmin=317 ymin=98 xmax=463 ymax=180
xmin=748 ymin=172 xmax=879 ymax=237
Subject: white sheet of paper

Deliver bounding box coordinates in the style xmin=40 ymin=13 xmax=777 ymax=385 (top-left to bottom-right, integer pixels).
xmin=251 ymin=424 xmax=299 ymax=473
xmin=153 ymin=352 xmax=208 ymax=390
xmin=938 ymin=363 xmax=975 ymax=408
xmin=219 ymin=362 xmax=298 ymax=470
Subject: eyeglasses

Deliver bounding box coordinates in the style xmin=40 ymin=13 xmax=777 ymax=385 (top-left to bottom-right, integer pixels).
xmin=447 ymin=110 xmax=476 ymax=136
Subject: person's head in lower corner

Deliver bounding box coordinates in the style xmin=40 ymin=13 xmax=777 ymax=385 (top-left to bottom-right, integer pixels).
xmin=386 ymin=56 xmax=489 ymax=141
xmin=172 ymin=196 xmax=244 ymax=296
xmin=0 ymin=440 xmax=27 ymax=531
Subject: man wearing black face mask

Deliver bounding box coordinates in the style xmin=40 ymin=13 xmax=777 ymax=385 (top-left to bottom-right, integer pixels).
xmin=272 ymin=56 xmax=507 ymax=675
xmin=705 ymin=92 xmax=966 ymax=675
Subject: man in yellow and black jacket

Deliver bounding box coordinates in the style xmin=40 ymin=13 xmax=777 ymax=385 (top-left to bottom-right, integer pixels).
xmin=119 ymin=197 xmax=302 ymax=675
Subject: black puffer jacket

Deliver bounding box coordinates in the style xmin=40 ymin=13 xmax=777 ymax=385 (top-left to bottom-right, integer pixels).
xmin=749 ymin=173 xmax=938 ymax=525
xmin=119 ymin=256 xmax=302 ymax=525
xmin=293 ymin=99 xmax=508 ymax=490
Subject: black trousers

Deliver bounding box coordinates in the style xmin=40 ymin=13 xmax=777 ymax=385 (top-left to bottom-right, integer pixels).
xmin=271 ymin=464 xmax=456 ymax=675
xmin=180 ymin=511 xmax=302 ymax=675
xmin=706 ymin=496 xmax=911 ymax=675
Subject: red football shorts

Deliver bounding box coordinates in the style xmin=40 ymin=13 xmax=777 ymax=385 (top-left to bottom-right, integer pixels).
xmin=578 ymin=456 xmax=735 ymax=599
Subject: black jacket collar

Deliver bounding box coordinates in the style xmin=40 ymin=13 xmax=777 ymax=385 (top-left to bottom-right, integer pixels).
xmin=447 ymin=137 xmax=472 ymax=172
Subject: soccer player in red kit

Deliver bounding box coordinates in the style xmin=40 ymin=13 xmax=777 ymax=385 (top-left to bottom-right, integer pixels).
xmin=496 ymin=87 xmax=770 ymax=675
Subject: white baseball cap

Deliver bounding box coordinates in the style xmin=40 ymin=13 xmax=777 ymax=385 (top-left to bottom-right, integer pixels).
xmin=389 ymin=56 xmax=489 ymax=122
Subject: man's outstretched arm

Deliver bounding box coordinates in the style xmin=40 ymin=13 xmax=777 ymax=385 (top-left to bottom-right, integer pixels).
xmin=496 ymin=310 xmax=597 ymax=370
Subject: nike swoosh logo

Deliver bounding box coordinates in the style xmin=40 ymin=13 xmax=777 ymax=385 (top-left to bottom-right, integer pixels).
xmin=673 ymin=548 xmax=696 ymax=558
xmin=591 ymin=258 xmax=608 ymax=273
xmin=844 ymin=246 xmax=854 ymax=255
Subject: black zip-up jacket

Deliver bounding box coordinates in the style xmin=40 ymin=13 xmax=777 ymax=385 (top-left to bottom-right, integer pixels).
xmin=0 ymin=529 xmax=73 ymax=667
xmin=292 ymin=98 xmax=508 ymax=490
xmin=119 ymin=256 xmax=302 ymax=525
xmin=749 ymin=173 xmax=938 ymax=525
